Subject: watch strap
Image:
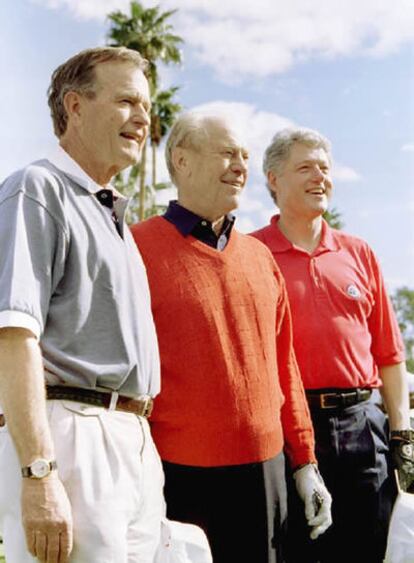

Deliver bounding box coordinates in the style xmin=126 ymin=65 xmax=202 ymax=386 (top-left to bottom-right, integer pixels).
xmin=390 ymin=430 xmax=414 ymax=442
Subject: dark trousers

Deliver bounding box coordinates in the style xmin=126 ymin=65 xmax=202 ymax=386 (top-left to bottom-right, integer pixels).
xmin=163 ymin=452 xmax=288 ymax=563
xmin=286 ymin=400 xmax=397 ymax=563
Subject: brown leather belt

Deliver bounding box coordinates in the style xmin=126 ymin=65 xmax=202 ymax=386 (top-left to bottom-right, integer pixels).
xmin=46 ymin=385 xmax=154 ymax=418
xmin=306 ymin=388 xmax=372 ymax=410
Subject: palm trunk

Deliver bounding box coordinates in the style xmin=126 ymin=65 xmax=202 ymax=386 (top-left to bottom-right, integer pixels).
xmin=139 ymin=141 xmax=147 ymax=221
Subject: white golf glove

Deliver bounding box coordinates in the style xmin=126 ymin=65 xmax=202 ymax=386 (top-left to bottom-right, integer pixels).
xmin=293 ymin=463 xmax=332 ymax=540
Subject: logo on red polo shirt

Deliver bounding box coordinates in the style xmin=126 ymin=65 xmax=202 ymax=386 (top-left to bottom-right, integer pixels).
xmin=346 ymin=284 xmax=361 ymax=299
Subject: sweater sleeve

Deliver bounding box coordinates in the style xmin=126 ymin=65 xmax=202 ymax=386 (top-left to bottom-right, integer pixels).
xmin=274 ymin=266 xmax=317 ymax=468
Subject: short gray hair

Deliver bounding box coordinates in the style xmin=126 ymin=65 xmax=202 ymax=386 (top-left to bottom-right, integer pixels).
xmin=263 ymin=127 xmax=331 ymax=204
xmin=165 ymin=112 xmax=220 ymax=184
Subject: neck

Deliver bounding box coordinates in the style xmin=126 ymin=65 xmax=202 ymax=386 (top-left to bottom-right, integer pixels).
xmin=177 ymin=197 xmax=226 ymax=235
xmin=278 ymin=212 xmax=323 ymax=253
xmin=60 ymin=138 xmax=115 ymax=187
xmin=211 ymin=216 xmax=225 ymax=235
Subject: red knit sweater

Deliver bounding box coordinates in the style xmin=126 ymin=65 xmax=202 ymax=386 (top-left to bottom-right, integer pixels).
xmin=132 ymin=217 xmax=315 ymax=467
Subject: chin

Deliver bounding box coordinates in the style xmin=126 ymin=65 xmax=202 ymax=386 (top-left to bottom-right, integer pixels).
xmin=305 ymin=207 xmax=324 ymax=221
xmin=123 ymin=150 xmax=141 ymax=167
xmin=311 ymin=201 xmax=328 ymax=214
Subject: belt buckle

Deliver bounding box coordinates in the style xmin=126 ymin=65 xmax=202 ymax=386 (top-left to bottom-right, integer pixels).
xmin=320 ymin=393 xmax=338 ymax=409
xmin=137 ymin=395 xmax=153 ymax=418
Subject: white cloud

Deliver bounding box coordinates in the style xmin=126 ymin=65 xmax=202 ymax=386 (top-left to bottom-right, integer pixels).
xmin=31 ymin=0 xmax=130 ymax=19
xmin=401 ymin=143 xmax=414 ymax=152
xmin=385 ymin=275 xmax=414 ymax=292
xmin=238 ymin=187 xmax=274 ymax=232
xmin=234 ymin=215 xmax=256 ymax=234
xmin=153 ymin=142 xmax=170 ymax=185
xmin=189 ymin=100 xmax=293 ymax=175
xmin=178 ymin=0 xmax=414 ymax=81
xmin=155 ymin=185 xmax=176 ymax=206
xmin=32 ymin=0 xmax=414 ymax=80
xmin=332 ymin=164 xmax=361 ymax=182
xmin=357 ymin=201 xmax=414 ymax=218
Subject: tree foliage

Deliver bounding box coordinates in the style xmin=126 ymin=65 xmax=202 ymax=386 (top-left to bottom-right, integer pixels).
xmin=391 ymin=286 xmax=414 ymax=373
xmin=323 ymin=207 xmax=344 ymax=229
xmin=107 ymin=2 xmax=182 ymax=92
xmin=113 ymin=168 xmax=170 ymax=224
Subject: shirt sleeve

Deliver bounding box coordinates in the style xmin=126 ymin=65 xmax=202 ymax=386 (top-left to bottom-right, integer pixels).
xmin=0 ymin=311 xmax=41 ymax=338
xmin=366 ymin=246 xmax=405 ymax=366
xmin=274 ymin=265 xmax=317 ymax=468
xmin=0 ymin=186 xmax=67 ymax=336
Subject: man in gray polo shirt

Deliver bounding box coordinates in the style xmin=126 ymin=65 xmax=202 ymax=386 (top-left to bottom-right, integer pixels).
xmin=0 ymin=47 xmax=163 ymax=563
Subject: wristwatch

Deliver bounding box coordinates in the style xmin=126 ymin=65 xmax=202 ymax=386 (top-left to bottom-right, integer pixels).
xmin=390 ymin=429 xmax=414 ymax=441
xmin=21 ymin=458 xmax=57 ymax=479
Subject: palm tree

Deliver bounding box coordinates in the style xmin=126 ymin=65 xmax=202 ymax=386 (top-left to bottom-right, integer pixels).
xmin=150 ymin=86 xmax=181 ymax=187
xmin=107 ymin=1 xmax=183 ymax=220
xmin=107 ymin=2 xmax=182 ymax=92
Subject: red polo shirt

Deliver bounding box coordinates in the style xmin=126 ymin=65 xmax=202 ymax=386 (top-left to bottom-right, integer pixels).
xmin=251 ymin=216 xmax=405 ymax=390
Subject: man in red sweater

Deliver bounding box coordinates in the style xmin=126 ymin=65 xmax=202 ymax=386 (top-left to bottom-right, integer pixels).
xmin=251 ymin=127 xmax=414 ymax=563
xmin=131 ymin=112 xmax=332 ymax=563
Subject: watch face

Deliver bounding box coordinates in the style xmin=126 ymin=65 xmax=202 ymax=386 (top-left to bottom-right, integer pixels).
xmin=31 ymin=459 xmax=50 ymax=478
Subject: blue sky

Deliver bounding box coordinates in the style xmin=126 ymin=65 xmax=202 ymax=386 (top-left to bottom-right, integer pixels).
xmin=1 ymin=0 xmax=413 ymax=289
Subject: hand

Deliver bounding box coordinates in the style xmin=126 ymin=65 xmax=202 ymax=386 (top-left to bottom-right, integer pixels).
xmin=21 ymin=474 xmax=73 ymax=563
xmin=293 ymin=463 xmax=332 ymax=540
xmin=390 ymin=430 xmax=414 ymax=493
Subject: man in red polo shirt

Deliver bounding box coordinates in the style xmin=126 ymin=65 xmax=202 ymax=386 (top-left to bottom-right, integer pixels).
xmin=251 ymin=127 xmax=414 ymax=563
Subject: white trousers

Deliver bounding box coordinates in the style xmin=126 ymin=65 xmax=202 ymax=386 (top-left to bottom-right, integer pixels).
xmin=0 ymin=400 xmax=165 ymax=563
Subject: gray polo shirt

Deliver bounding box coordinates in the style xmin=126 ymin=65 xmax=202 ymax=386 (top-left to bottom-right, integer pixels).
xmin=0 ymin=147 xmax=160 ymax=397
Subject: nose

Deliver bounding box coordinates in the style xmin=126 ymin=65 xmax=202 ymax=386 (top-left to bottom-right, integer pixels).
xmin=312 ymin=166 xmax=325 ymax=182
xmin=132 ymin=105 xmax=150 ymax=127
xmin=231 ymin=154 xmax=248 ymax=175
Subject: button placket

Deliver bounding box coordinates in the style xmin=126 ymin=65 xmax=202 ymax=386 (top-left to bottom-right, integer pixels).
xmin=310 ymin=257 xmax=319 ymax=287
xmin=95 ymin=189 xmax=122 ymax=238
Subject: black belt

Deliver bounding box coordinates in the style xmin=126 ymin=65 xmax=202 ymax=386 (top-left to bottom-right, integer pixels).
xmin=46 ymin=385 xmax=153 ymax=418
xmin=306 ymin=388 xmax=372 ymax=410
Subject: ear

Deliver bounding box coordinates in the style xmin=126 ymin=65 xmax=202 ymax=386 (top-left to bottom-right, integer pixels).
xmin=171 ymin=147 xmax=190 ymax=177
xmin=267 ymin=170 xmax=279 ymax=197
xmin=63 ymin=91 xmax=83 ymax=125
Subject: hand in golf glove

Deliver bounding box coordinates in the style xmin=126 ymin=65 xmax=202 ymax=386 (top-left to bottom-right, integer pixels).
xmin=390 ymin=430 xmax=414 ymax=493
xmin=293 ymin=463 xmax=332 ymax=540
